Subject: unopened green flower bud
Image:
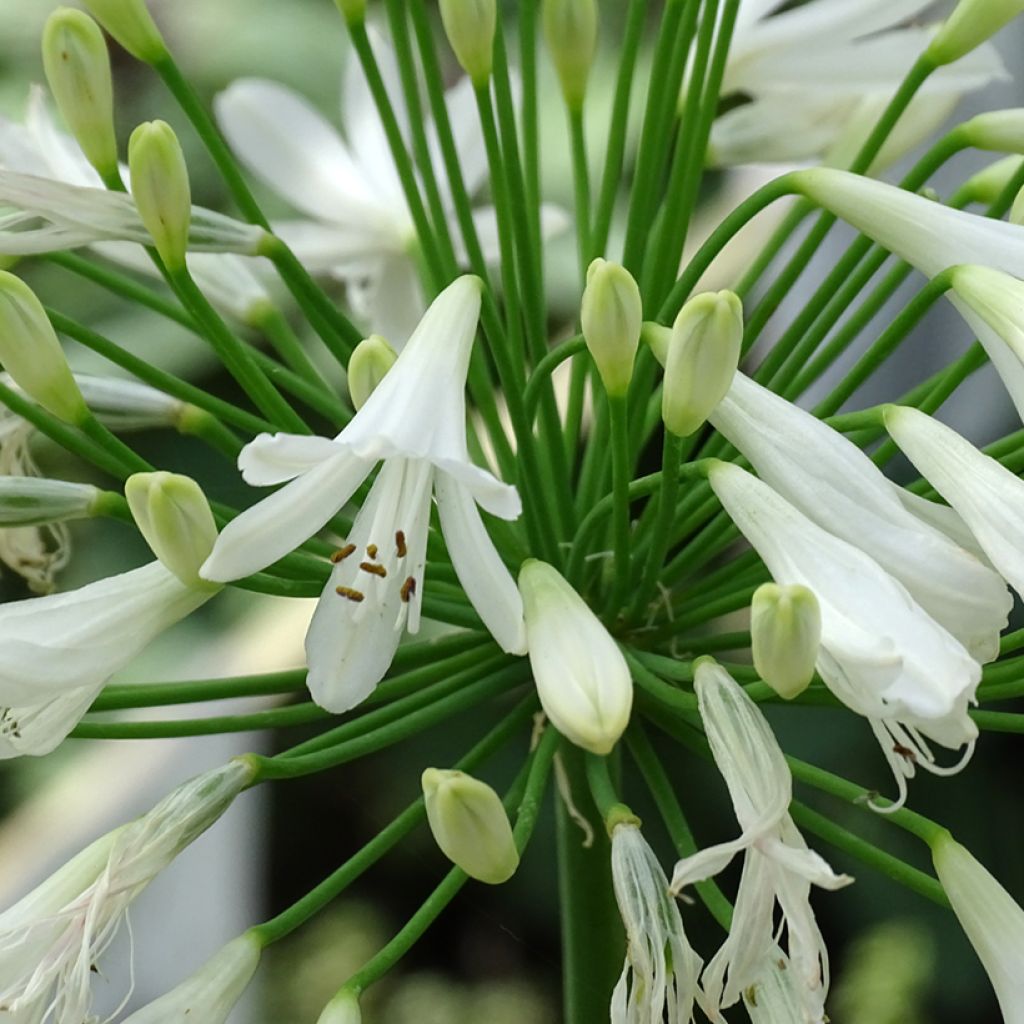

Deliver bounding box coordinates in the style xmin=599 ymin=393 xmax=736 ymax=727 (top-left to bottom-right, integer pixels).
xmin=317 ymin=989 xmax=362 ymax=1024
xmin=0 ymin=478 xmax=100 ymax=526
xmin=333 ymin=0 xmax=367 ymax=26
xmin=82 ymin=0 xmax=167 ymax=63
xmin=0 ymin=271 xmax=87 ymax=424
xmin=927 ymin=0 xmax=1024 ymax=66
xmin=750 ymin=583 xmax=821 ymax=700
xmin=125 ymin=471 xmax=218 ymax=586
xmin=422 ymin=767 xmax=519 ymax=884
xmin=129 ymin=120 xmax=191 ymax=270
xmin=439 ymin=0 xmax=496 ymax=86
xmin=347 ymin=334 xmax=397 ymax=411
xmin=661 ymin=290 xmax=743 ymax=437
xmin=42 ymin=9 xmax=118 ymax=180
xmin=581 ymin=259 xmax=642 ymax=397
xmin=543 ymin=0 xmax=598 ymax=111
xmin=959 ymin=109 xmax=1024 ymax=155
xmin=962 ymin=156 xmax=1024 ymax=206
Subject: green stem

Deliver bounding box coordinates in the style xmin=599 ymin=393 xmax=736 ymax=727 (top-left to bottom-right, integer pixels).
xmin=606 ymin=395 xmax=633 ymax=610
xmin=569 ymin=108 xmax=591 ymax=279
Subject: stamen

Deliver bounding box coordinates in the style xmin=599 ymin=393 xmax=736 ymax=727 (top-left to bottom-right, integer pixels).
xmin=395 ymin=530 xmax=407 ymax=557
xmin=336 ymin=586 xmax=365 ymax=602
xmin=330 ymin=543 xmax=357 ymax=564
xmin=359 ymin=561 xmax=387 ymax=578
xmin=893 ymin=743 xmax=917 ymax=762
xmin=366 ymin=544 xmax=378 ymax=559
xmin=400 ymin=576 xmax=416 ymax=602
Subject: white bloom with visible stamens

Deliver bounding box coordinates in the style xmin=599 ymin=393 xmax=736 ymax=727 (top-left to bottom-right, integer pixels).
xmin=670 ymin=661 xmax=851 ymax=1022
xmin=708 ymin=461 xmax=981 ymax=808
xmin=0 ymin=759 xmax=253 ymax=1022
xmin=201 ymin=276 xmax=526 ymax=713
xmin=710 ymin=371 xmax=1011 ymax=661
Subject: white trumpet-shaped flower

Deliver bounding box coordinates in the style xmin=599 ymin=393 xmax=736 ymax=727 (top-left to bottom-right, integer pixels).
xmin=885 ymin=404 xmax=1024 ymax=600
xmin=215 ymin=32 xmax=566 ymax=340
xmin=610 ymin=820 xmax=704 ymax=1023
xmin=710 ymin=0 xmax=1003 ymax=168
xmin=118 ymin=931 xmax=262 ymax=1024
xmin=0 ymin=759 xmax=253 ymax=1023
xmin=710 ymin=372 xmax=1011 ymax=661
xmin=708 ymin=461 xmax=982 ymax=808
xmin=932 ymin=830 xmax=1024 ymax=1023
xmin=201 ymin=276 xmax=526 ymax=712
xmin=742 ymin=949 xmax=823 ymax=1024
xmin=670 ymin=661 xmax=852 ymax=1022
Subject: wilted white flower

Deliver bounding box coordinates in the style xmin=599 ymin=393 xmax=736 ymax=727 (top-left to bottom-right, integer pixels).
xmin=201 ymin=276 xmax=526 ymax=712
xmin=671 ymin=660 xmax=851 ymax=1022
xmin=708 ymin=461 xmax=981 ymax=808
xmin=0 ymin=759 xmax=254 ymax=1022
xmin=742 ymin=948 xmax=823 ymax=1024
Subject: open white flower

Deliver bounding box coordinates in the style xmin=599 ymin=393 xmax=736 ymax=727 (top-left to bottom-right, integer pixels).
xmin=885 ymin=404 xmax=1024 ymax=599
xmin=610 ymin=820 xmax=704 ymax=1023
xmin=201 ymin=276 xmax=526 ymax=712
xmin=670 ymin=660 xmax=852 ymax=1022
xmin=710 ymin=0 xmax=1003 ymax=168
xmin=0 ymin=759 xmax=253 ymax=1023
xmin=710 ymin=371 xmax=1011 ymax=661
xmin=215 ymin=31 xmax=565 ymax=341
xmin=708 ymin=461 xmax=982 ymax=808
xmin=742 ymin=948 xmax=823 ymax=1024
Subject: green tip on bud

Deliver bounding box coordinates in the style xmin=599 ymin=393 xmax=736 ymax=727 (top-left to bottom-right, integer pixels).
xmin=439 ymin=0 xmax=497 ymax=86
xmin=125 ymin=471 xmax=218 ymax=586
xmin=543 ymin=0 xmax=598 ymax=111
xmin=960 ymin=109 xmax=1024 ymax=156
xmin=927 ymin=0 xmax=1024 ymax=66
xmin=42 ymin=8 xmax=118 ymax=180
xmin=316 ymin=989 xmax=362 ymax=1024
xmin=750 ymin=583 xmax=821 ymax=700
xmin=661 ymin=290 xmax=743 ymax=437
xmin=421 ymin=768 xmax=519 ymax=884
xmin=347 ymin=334 xmax=397 ymax=411
xmin=581 ymin=259 xmax=642 ymax=397
xmin=128 ymin=120 xmax=191 ymax=270
xmin=332 ymin=0 xmax=367 ymax=26
xmin=0 ymin=271 xmax=86 ymax=424
xmin=82 ymin=0 xmax=167 ymax=63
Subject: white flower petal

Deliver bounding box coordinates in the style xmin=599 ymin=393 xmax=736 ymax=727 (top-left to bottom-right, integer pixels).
xmin=238 ymin=432 xmax=347 ymax=485
xmin=0 ymin=683 xmax=102 ymax=759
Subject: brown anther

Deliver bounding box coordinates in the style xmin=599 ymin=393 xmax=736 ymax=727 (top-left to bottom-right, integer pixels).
xmin=335 ymin=586 xmax=365 ymax=602
xmin=396 ymin=530 xmax=407 ymax=557
xmin=400 ymin=576 xmax=417 ymax=602
xmin=330 ymin=543 xmax=357 ymax=564
xmin=366 ymin=543 xmax=378 ymax=559
xmin=893 ymin=743 xmax=917 ymax=762
xmin=359 ymin=561 xmax=387 ymax=578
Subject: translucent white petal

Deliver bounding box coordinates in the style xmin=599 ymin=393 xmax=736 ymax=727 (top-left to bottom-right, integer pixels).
xmin=237 ymin=432 xmax=347 ymax=485
xmin=435 ymin=472 xmax=526 ymax=655
xmin=0 ymin=683 xmax=102 ymax=759
xmin=893 ymin=485 xmax=992 ymax=566
xmin=271 ymin=218 xmax=396 ymax=276
xmin=361 ymin=251 xmax=426 ymax=345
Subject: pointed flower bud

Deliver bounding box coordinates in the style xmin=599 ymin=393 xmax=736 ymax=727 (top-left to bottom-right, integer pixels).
xmin=932 ymin=830 xmax=1024 ymax=1019
xmin=581 ymin=259 xmax=642 ymax=397
xmin=422 ymin=768 xmax=519 ymax=884
xmin=0 ymin=478 xmax=100 ymax=526
xmin=333 ymin=0 xmax=367 ymax=26
xmin=542 ymin=0 xmax=598 ymax=111
xmin=82 ymin=0 xmax=167 ymax=63
xmin=959 ymin=109 xmax=1024 ymax=156
xmin=42 ymin=9 xmax=118 ymax=180
xmin=961 ymin=155 xmax=1024 ymax=206
xmin=751 ymin=582 xmax=821 ymax=700
xmin=439 ymin=0 xmax=496 ymax=87
xmin=927 ymin=0 xmax=1024 ymax=66
xmin=0 ymin=271 xmax=86 ymax=424
xmin=128 ymin=120 xmax=191 ymax=270
xmin=348 ymin=334 xmax=397 ymax=411
xmin=661 ymin=291 xmax=743 ymax=437
xmin=126 ymin=471 xmax=219 ymax=587
xmin=317 ymin=989 xmax=362 ymax=1024
xmin=519 ymin=559 xmax=633 ymax=755
xmin=119 ymin=932 xmax=262 ymax=1024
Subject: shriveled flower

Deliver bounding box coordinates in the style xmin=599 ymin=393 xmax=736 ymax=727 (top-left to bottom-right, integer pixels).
xmin=201 ymin=276 xmax=526 ymax=712
xmin=610 ymin=819 xmax=704 ymax=1023
xmin=707 ymin=460 xmax=981 ymax=808
xmin=671 ymin=660 xmax=852 ymax=1021
xmin=0 ymin=759 xmax=254 ymax=1022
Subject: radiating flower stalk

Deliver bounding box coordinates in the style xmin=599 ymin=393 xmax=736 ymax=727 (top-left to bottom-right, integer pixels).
xmin=2 ymin=0 xmax=1024 ymax=1020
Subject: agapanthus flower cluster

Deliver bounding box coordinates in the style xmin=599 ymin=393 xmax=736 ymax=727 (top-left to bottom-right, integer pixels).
xmin=1 ymin=0 xmax=1024 ymax=1020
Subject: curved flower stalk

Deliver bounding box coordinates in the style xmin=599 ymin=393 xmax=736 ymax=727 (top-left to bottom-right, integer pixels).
xmin=201 ymin=276 xmax=526 ymax=712
xmin=215 ymin=30 xmax=566 ymax=340
xmin=670 ymin=660 xmax=852 ymax=1022
xmin=610 ymin=820 xmax=704 ymax=1023
xmin=710 ymin=0 xmax=1003 ymax=168
xmin=884 ymin=404 xmax=1024 ymax=598
xmin=707 ymin=460 xmax=982 ymax=808
xmin=0 ymin=759 xmax=253 ymax=1023
xmin=710 ymin=371 xmax=1011 ymax=660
